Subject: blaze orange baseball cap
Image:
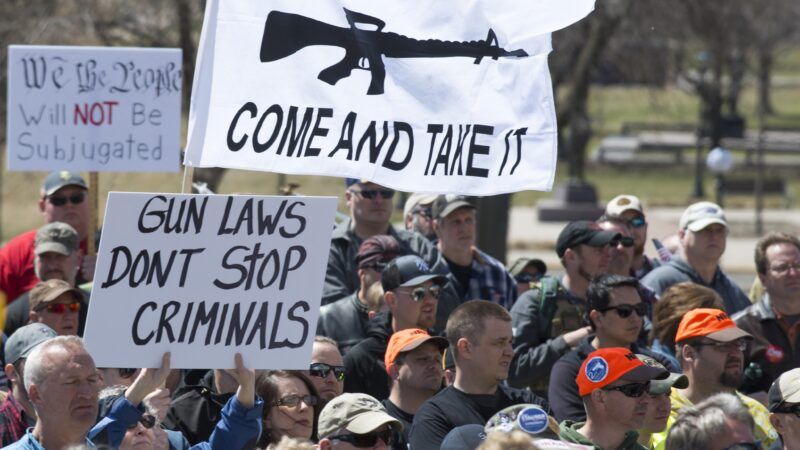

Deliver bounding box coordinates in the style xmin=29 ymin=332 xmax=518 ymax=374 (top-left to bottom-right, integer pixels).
xmin=576 ymin=347 xmax=668 ymax=396
xmin=385 ymin=328 xmax=448 ymax=375
xmin=675 ymin=308 xmax=752 ymax=343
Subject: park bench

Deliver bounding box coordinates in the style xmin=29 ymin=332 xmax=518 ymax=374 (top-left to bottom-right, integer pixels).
xmin=716 ymin=177 xmax=792 ymax=208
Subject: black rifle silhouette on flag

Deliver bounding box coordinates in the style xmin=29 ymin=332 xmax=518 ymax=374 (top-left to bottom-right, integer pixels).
xmin=260 ymin=9 xmax=529 ymax=95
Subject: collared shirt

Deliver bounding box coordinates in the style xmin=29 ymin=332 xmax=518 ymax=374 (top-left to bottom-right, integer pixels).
xmin=650 ymin=388 xmax=779 ymax=450
xmin=1 ymin=428 xmax=95 ymax=450
xmin=443 ymin=247 xmax=517 ymax=310
xmin=0 ymin=394 xmax=31 ymax=447
xmin=559 ymin=420 xmax=647 ymax=450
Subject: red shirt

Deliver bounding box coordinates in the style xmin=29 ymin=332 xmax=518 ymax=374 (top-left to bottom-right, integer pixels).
xmin=0 ymin=229 xmax=88 ymax=302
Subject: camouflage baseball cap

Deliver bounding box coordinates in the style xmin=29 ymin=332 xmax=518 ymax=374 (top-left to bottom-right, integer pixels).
xmin=34 ymin=222 xmax=79 ymax=256
xmin=41 ymin=171 xmax=87 ymax=197
xmin=636 ymin=354 xmax=688 ymax=395
xmin=29 ymin=279 xmax=83 ymax=312
xmin=318 ymin=393 xmax=402 ymax=438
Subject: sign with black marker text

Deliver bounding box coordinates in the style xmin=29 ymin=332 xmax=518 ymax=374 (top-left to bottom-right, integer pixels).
xmin=7 ymin=46 xmax=181 ymax=172
xmin=84 ymin=193 xmax=337 ymax=369
xmin=185 ymin=0 xmax=595 ymax=195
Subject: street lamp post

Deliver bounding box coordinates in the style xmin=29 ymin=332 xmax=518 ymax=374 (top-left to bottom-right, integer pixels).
xmin=706 ymin=146 xmax=734 ymax=207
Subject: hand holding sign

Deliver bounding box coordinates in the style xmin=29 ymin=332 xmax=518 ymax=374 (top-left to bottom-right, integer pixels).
xmin=226 ymin=353 xmax=256 ymax=409
xmin=124 ymin=352 xmax=172 ymax=406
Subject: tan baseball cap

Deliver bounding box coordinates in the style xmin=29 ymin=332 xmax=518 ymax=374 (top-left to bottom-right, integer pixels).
xmin=35 ymin=222 xmax=79 ymax=256
xmin=404 ymin=193 xmax=439 ymax=218
xmin=605 ymin=195 xmax=644 ymax=218
xmin=318 ymin=393 xmax=402 ymax=438
xmin=29 ymin=279 xmax=82 ymax=311
xmin=768 ymin=368 xmax=800 ymax=411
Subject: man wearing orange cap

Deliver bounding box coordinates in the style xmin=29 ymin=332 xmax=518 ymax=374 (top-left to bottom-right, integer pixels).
xmin=382 ymin=328 xmax=448 ymax=450
xmin=650 ymin=308 xmax=778 ymax=450
xmin=559 ymin=347 xmax=668 ymax=449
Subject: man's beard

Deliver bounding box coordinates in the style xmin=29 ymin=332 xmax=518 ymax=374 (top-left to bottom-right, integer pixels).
xmin=719 ymin=367 xmax=743 ymax=389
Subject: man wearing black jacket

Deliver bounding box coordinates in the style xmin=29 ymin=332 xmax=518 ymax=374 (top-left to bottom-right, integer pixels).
xmin=548 ymin=274 xmax=678 ymax=422
xmin=343 ymin=255 xmax=446 ymax=401
xmin=409 ymin=300 xmax=550 ymax=450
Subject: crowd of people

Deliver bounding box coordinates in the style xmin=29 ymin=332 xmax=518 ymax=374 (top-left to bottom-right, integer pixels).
xmin=0 ymin=171 xmax=797 ymax=450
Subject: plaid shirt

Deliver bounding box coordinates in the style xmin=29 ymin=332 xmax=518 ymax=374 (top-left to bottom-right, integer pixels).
xmin=445 ymin=247 xmax=518 ymax=310
xmin=0 ymin=394 xmax=31 ymax=447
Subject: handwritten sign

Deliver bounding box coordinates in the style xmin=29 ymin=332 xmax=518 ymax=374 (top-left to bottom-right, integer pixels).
xmin=84 ymin=193 xmax=337 ymax=369
xmin=185 ymin=0 xmax=595 ymax=195
xmin=6 ymin=46 xmax=182 ymax=172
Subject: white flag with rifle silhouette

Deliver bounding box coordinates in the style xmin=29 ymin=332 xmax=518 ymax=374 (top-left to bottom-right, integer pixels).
xmin=185 ymin=0 xmax=595 ymax=195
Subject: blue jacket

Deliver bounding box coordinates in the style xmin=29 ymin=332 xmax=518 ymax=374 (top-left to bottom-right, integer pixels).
xmin=89 ymin=394 xmax=263 ymax=450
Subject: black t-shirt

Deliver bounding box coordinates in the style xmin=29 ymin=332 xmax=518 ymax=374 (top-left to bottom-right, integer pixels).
xmin=444 ymin=256 xmax=471 ymax=298
xmin=381 ymin=399 xmax=413 ymax=450
xmin=408 ymin=384 xmax=549 ymax=450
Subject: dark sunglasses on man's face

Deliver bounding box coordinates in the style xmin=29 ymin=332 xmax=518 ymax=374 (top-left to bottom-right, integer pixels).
xmin=309 ymin=362 xmax=346 ymax=381
xmin=609 ymin=236 xmax=635 ymax=248
xmin=330 ymin=428 xmax=394 ymax=447
xmin=127 ymin=413 xmax=157 ymax=430
xmin=47 ymin=192 xmax=86 ymax=206
xmin=352 ymin=189 xmax=395 ymax=200
xmin=38 ymin=302 xmax=80 ymax=314
xmin=600 ymin=303 xmax=647 ymax=319
xmin=399 ymin=285 xmax=441 ymax=302
xmin=515 ymin=272 xmax=543 ymax=284
xmin=603 ymin=382 xmax=650 ymax=398
xmin=627 ymin=216 xmax=647 ymax=228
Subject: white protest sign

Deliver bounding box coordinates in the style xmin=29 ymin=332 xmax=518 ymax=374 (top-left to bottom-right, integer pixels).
xmin=6 ymin=46 xmax=181 ymax=172
xmin=185 ymin=0 xmax=595 ymax=195
xmin=84 ymin=193 xmax=337 ymax=369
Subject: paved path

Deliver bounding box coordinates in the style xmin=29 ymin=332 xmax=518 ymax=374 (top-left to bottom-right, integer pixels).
xmin=507 ymin=206 xmax=800 ymax=290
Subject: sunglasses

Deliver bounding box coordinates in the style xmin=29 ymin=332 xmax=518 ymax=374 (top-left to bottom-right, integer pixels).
xmin=603 ymin=382 xmax=650 ymax=398
xmin=360 ymin=262 xmax=388 ymax=272
xmin=600 ymin=303 xmax=647 ymax=318
xmin=773 ymin=403 xmax=800 ymax=418
xmin=627 ymin=216 xmax=647 ymax=228
xmin=412 ymin=206 xmax=433 ymax=218
xmin=273 ymin=394 xmax=317 ymax=408
xmin=610 ymin=236 xmax=635 ymax=248
xmin=693 ymin=339 xmax=747 ymax=353
xmin=37 ymin=301 xmax=80 ymax=314
xmin=515 ymin=272 xmax=543 ymax=284
xmin=309 ymin=362 xmax=346 ymax=381
xmin=397 ymin=285 xmax=441 ymax=302
xmin=352 ymin=189 xmax=395 ymax=200
xmin=127 ymin=413 xmax=157 ymax=430
xmin=330 ymin=429 xmax=394 ymax=447
xmin=47 ymin=192 xmax=86 ymax=206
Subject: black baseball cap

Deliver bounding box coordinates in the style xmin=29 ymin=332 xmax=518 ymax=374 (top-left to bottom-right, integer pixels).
xmin=381 ymin=255 xmax=447 ymax=292
xmin=432 ymin=195 xmax=475 ymax=220
xmin=555 ymin=221 xmax=621 ymax=258
xmin=41 ymin=171 xmax=88 ymax=197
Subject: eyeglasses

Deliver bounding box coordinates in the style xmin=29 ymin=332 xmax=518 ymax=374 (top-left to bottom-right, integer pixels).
xmin=273 ymin=394 xmax=317 ymax=408
xmin=722 ymin=443 xmax=758 ymax=450
xmin=309 ymin=363 xmax=345 ymax=381
xmin=118 ymin=368 xmax=138 ymax=379
xmin=773 ymin=402 xmax=800 ymax=418
xmin=47 ymin=192 xmax=86 ymax=206
xmin=602 ymin=382 xmax=650 ymax=398
xmin=397 ymin=285 xmax=441 ymax=302
xmin=627 ymin=216 xmax=647 ymax=229
xmin=769 ymin=262 xmax=800 ymax=274
xmin=610 ymin=236 xmax=635 ymax=248
xmin=127 ymin=413 xmax=157 ymax=430
xmin=693 ymin=339 xmax=747 ymax=353
xmin=351 ymin=189 xmax=395 ymax=200
xmin=360 ymin=262 xmax=388 ymax=272
xmin=37 ymin=302 xmax=80 ymax=314
xmin=412 ymin=206 xmax=433 ymax=218
xmin=330 ymin=429 xmax=394 ymax=447
xmin=599 ymin=303 xmax=647 ymax=318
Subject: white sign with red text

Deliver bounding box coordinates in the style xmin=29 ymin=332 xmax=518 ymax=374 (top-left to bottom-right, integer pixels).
xmin=6 ymin=46 xmax=182 ymax=172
